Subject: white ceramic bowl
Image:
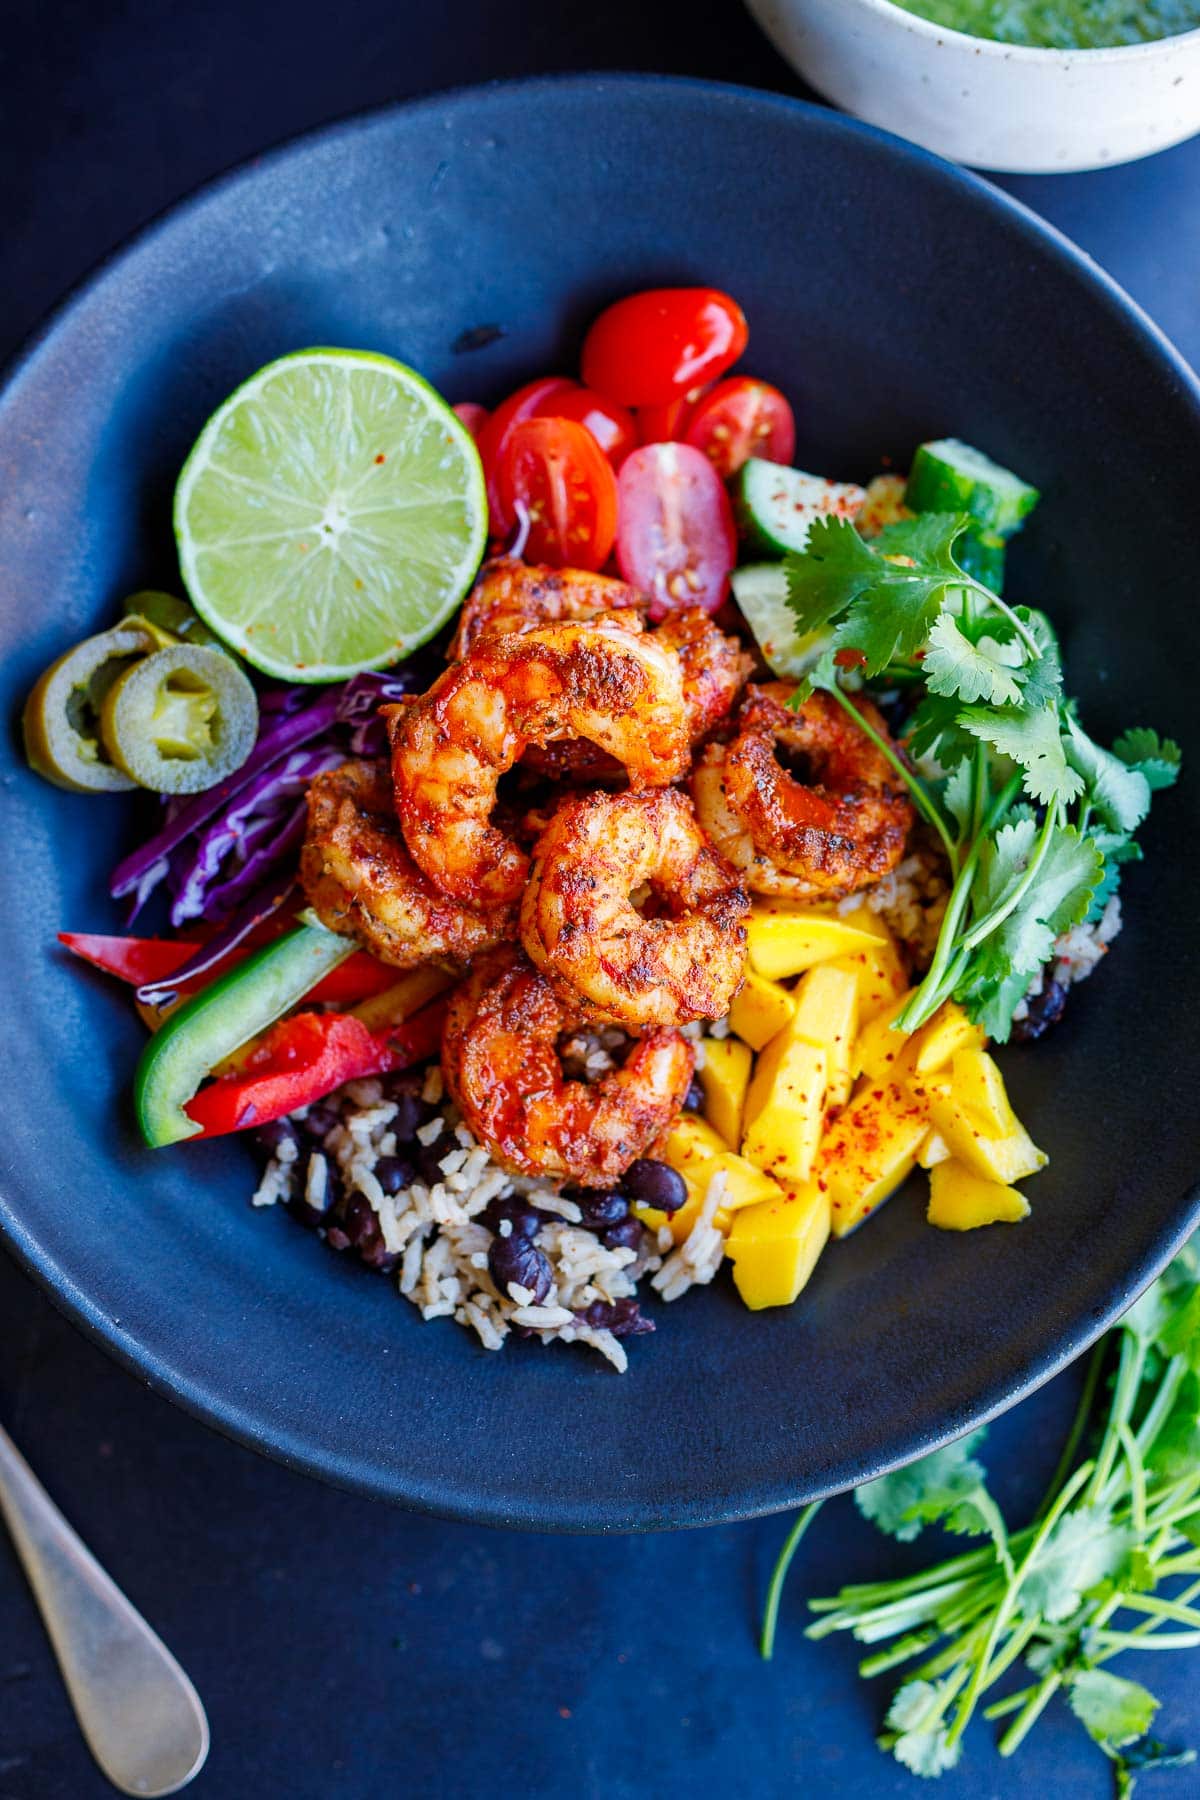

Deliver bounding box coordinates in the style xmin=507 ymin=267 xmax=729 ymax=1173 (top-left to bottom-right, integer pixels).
xmin=744 ymin=0 xmax=1200 ymax=172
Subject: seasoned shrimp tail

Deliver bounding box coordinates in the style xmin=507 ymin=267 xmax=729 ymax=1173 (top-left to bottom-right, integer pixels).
xmin=388 ymin=621 xmax=690 ymax=911
xmin=442 ymin=945 xmax=694 ymax=1184
xmin=300 ymin=760 xmax=512 ymax=969
xmin=521 ymin=787 xmax=749 ymax=1026
xmin=693 ymin=683 xmax=913 ymax=900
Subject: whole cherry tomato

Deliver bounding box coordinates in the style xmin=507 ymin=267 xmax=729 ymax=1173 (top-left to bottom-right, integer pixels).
xmin=581 ymin=288 xmax=748 ymax=408
xmin=452 ymin=401 xmax=489 ymax=439
xmin=635 ymin=383 xmax=712 ymax=447
xmin=683 ymin=377 xmax=796 ymax=479
xmin=616 ymin=442 xmax=736 ymax=617
xmin=534 ymin=386 xmax=637 ymax=469
xmin=496 ymin=417 xmax=619 ymax=571
xmin=476 ymin=376 xmax=577 ymax=533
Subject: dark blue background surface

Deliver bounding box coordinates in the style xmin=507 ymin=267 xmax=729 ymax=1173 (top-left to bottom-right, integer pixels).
xmin=3 ymin=4 xmax=1200 ymax=1795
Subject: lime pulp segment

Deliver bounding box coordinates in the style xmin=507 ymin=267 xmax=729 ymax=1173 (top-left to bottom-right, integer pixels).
xmin=173 ymin=348 xmax=488 ymax=682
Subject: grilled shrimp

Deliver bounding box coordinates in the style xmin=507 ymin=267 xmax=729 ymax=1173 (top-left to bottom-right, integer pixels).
xmin=692 ymin=683 xmax=913 ymax=901
xmin=448 ymin=558 xmax=646 ymax=660
xmin=387 ymin=621 xmax=690 ymax=911
xmin=441 ymin=945 xmax=694 ymax=1183
xmin=521 ymin=788 xmax=749 ymax=1027
xmin=300 ymin=760 xmax=512 ymax=968
xmin=451 ymin=561 xmax=749 ymax=780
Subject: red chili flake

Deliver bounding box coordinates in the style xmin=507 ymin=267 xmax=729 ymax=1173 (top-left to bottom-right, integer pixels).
xmin=834 ymin=647 xmax=869 ymax=670
xmin=558 ymin=1707 xmax=573 ymax=1720
xmin=375 ymin=452 xmax=386 ymax=463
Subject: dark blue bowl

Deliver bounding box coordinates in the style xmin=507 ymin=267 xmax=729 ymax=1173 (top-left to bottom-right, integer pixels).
xmin=2 ymin=76 xmax=1198 ymax=1531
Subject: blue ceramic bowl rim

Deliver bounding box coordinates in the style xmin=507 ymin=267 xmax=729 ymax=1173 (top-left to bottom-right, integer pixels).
xmin=3 ymin=72 xmax=1200 ymax=1529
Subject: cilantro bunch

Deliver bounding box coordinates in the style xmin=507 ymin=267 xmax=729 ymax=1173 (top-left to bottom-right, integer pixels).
xmin=761 ymin=1239 xmax=1200 ymax=1796
xmin=784 ymin=514 xmax=1180 ymax=1039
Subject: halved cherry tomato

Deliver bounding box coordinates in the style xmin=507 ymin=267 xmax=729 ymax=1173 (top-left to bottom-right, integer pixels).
xmin=616 ymin=443 xmax=737 ymax=618
xmin=452 ymin=401 xmax=489 ymax=439
xmin=581 ymin=288 xmax=748 ymax=409
xmin=496 ymin=417 xmax=619 ymax=571
xmin=636 ymin=384 xmax=711 ymax=447
xmin=683 ymin=377 xmax=796 ymax=479
xmin=476 ymin=377 xmax=577 ymax=533
xmin=534 ymin=386 xmax=637 ymax=470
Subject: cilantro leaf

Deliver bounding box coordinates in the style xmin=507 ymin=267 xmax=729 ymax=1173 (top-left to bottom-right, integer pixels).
xmin=907 ymin=691 xmax=978 ymax=767
xmin=1114 ymin=727 xmax=1182 ymax=793
xmin=1064 ymin=716 xmax=1152 ymax=833
xmin=1013 ymin=607 xmax=1064 ymax=710
xmin=959 ymin=704 xmax=1085 ymax=807
xmin=786 ymin=512 xmax=975 ymax=678
xmin=880 ymin=1681 xmax=961 ymax=1778
xmin=1147 ymin=1370 xmax=1200 ymax=1481
xmin=942 ymin=760 xmax=976 ymax=837
xmin=1068 ymin=1669 xmax=1160 ymax=1749
xmin=855 ymin=1429 xmax=998 ymax=1546
xmin=1018 ymin=1506 xmax=1135 ymax=1623
xmin=923 ymin=611 xmax=1025 ymax=705
xmin=955 ymin=961 xmax=1032 ymax=1043
xmin=967 ymin=818 xmax=1102 ymax=979
xmin=1085 ymin=829 xmax=1141 ymax=923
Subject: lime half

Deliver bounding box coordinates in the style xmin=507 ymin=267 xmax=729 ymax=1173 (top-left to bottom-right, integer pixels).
xmin=174 ymin=348 xmax=487 ymax=682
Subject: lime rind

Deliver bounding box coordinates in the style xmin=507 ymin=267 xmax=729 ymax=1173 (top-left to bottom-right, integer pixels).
xmin=174 ymin=348 xmax=487 ymax=683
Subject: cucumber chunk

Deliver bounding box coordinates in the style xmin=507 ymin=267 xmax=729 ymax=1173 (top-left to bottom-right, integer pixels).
xmin=904 ymin=439 xmax=1038 ymax=536
xmin=730 ymin=563 xmax=832 ymax=679
xmin=734 ymin=458 xmax=866 ymax=557
xmin=955 ymin=526 xmax=1007 ymax=594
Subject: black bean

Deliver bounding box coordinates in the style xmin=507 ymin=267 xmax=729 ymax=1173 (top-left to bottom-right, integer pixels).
xmin=577 ymin=1298 xmax=655 ymax=1339
xmin=302 ymin=1101 xmax=341 ymax=1142
xmin=602 ymin=1216 xmax=646 ymax=1254
xmin=478 ymin=1195 xmax=540 ymax=1239
xmin=254 ymin=1117 xmax=302 ymax=1157
xmin=387 ymin=1090 xmax=433 ymax=1144
xmin=684 ymin=1076 xmax=705 ymax=1113
xmin=1010 ymin=978 xmax=1068 ymax=1043
xmin=621 ymin=1158 xmax=687 ymax=1214
xmin=488 ymin=1233 xmax=552 ymax=1304
xmin=414 ymin=1135 xmax=450 ymax=1186
xmin=375 ymin=1154 xmax=415 ymax=1196
xmin=335 ymin=1192 xmax=398 ymax=1274
xmin=571 ymin=1189 xmax=629 ymax=1231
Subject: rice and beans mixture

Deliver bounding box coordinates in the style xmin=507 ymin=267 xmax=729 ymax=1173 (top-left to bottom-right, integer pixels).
xmin=251 ymin=849 xmax=1119 ymax=1370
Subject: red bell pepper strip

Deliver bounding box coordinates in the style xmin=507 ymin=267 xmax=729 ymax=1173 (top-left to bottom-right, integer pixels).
xmin=58 ymin=932 xmax=396 ymax=1004
xmin=181 ymin=997 xmax=449 ymax=1139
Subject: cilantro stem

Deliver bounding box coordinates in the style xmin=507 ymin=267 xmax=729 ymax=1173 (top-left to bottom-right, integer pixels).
xmin=997 ymin=1671 xmax=1062 ymax=1756
xmin=944 ymin=1459 xmax=1095 ymax=1751
xmin=1117 ymin=1420 xmax=1148 ymax=1535
xmin=1134 ymin=1353 xmax=1187 ymax=1457
xmin=857 ymin=1629 xmax=939 ymax=1678
xmin=1118 ymin=1592 xmax=1200 ymax=1630
xmin=959 ymin=797 xmax=1061 ymax=954
xmin=760 ymin=1501 xmax=822 ymax=1660
xmin=954 ymin=574 xmax=1043 ymax=660
xmin=824 ymin=680 xmax=960 ymax=876
xmin=1088 ymin=1333 xmax=1146 ymax=1505
xmin=1033 ymin=1337 xmax=1107 ymax=1521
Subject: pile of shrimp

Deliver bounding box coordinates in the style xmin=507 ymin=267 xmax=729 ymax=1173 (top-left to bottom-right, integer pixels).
xmin=300 ymin=558 xmax=915 ymax=1184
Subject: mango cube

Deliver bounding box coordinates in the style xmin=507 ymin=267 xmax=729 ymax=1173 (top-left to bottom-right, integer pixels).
xmin=917 ymin=1128 xmax=952 ymax=1170
xmin=728 ymin=968 xmax=796 ymax=1051
xmin=699 ymin=1036 xmax=752 ymax=1148
xmin=817 ymin=1081 xmax=930 ymax=1238
xmin=949 ymin=1046 xmax=1013 ymax=1135
xmin=742 ymin=1033 xmax=827 ymax=1184
xmin=833 ymin=900 xmax=891 ymax=942
xmin=853 ymin=991 xmax=919 ymax=1085
xmin=726 ymin=1180 xmax=831 ymax=1310
xmin=913 ymin=1002 xmax=986 ymax=1075
xmin=746 ymin=903 xmax=878 ymax=981
xmin=915 ymin=1060 xmax=1047 ymax=1187
xmin=790 ymin=962 xmax=859 ymax=1107
xmin=640 ymin=1113 xmax=778 ymax=1241
xmin=927 ymin=1160 xmax=1030 ymax=1231
xmin=828 ymin=937 xmax=908 ymax=1024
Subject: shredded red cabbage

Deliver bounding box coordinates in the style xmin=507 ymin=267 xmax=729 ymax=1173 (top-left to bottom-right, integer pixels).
xmin=135 ymin=877 xmax=297 ymax=1007
xmin=335 ymin=670 xmax=421 ymax=756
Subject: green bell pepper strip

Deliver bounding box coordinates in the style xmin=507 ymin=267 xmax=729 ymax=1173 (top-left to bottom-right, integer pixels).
xmin=134 ymin=921 xmax=357 ymax=1146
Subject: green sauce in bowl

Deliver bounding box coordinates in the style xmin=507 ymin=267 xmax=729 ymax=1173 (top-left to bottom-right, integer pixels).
xmin=891 ymin=0 xmax=1200 ymax=47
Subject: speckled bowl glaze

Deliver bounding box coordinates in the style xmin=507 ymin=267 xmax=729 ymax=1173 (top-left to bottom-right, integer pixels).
xmin=1 ymin=78 xmax=1199 ymax=1530
xmin=745 ymin=0 xmax=1200 ymax=171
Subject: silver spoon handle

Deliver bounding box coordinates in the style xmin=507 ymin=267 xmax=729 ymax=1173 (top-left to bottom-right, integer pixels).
xmin=0 ymin=1423 xmax=209 ymax=1797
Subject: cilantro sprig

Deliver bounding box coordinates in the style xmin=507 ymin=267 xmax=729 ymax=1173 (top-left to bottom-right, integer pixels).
xmin=762 ymin=1239 xmax=1200 ymax=1797
xmin=784 ymin=514 xmax=1180 ymax=1039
